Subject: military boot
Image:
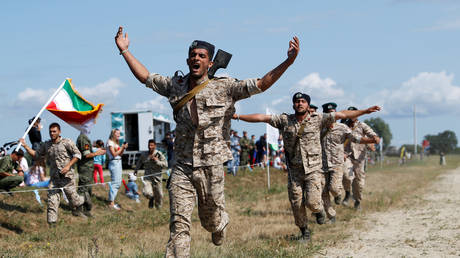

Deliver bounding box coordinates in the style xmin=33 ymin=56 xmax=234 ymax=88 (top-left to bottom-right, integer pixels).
xmin=329 ymin=216 xmax=336 ymax=224
xmin=83 ymin=192 xmax=93 ymax=211
xmin=212 ymin=224 xmax=227 ymax=246
xmin=298 ymin=227 xmax=311 ymax=242
xmin=148 ymin=198 xmax=154 ymax=209
xmin=314 ymin=210 xmax=326 ymax=225
xmin=354 ymin=201 xmax=361 ymax=210
xmin=72 ymin=205 xmax=87 ymax=218
xmin=342 ymin=191 xmax=351 ymax=206
xmin=334 ymin=195 xmax=341 ymax=205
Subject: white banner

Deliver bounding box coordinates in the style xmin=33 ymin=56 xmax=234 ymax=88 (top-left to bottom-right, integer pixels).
xmin=265 ymin=108 xmax=279 ymax=146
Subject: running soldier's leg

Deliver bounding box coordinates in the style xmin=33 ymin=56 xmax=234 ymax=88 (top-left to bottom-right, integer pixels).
xmin=152 ymin=175 xmax=163 ymax=207
xmin=194 ymin=165 xmax=228 ymax=233
xmin=342 ymin=159 xmax=354 ymax=192
xmin=142 ymin=178 xmax=154 ymax=199
xmin=321 ymin=172 xmax=336 ymax=219
xmin=352 ymin=160 xmax=366 ymax=202
xmin=47 ymin=180 xmax=61 ymax=223
xmin=165 ymin=163 xmax=196 ymax=258
xmin=62 ymin=177 xmax=84 ymax=208
xmin=329 ymin=166 xmax=344 ymax=198
xmin=305 ymin=170 xmax=324 ymax=213
xmin=287 ymin=168 xmax=308 ymax=228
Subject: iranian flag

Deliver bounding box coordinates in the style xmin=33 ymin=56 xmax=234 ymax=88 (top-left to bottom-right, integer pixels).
xmin=46 ymin=79 xmax=103 ymax=133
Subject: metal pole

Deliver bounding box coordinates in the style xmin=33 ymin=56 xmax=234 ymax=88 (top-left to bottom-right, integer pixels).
xmin=15 ymin=79 xmax=67 ymax=151
xmin=414 ymin=104 xmax=417 ymax=156
xmin=266 ymin=138 xmax=270 ymax=190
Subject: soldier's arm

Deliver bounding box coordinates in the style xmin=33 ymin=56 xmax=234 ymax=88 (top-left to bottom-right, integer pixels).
xmin=61 ymin=140 xmax=82 ymax=174
xmin=156 ymin=152 xmax=168 ymax=169
xmin=232 ymin=113 xmax=271 ymax=123
xmin=19 ymin=138 xmax=36 ymax=157
xmin=115 ymin=26 xmax=149 ymax=84
xmin=361 ymin=122 xmax=380 ymax=144
xmin=134 ymin=154 xmax=145 ymax=174
xmin=256 ymin=37 xmax=299 ymax=92
xmin=334 ymin=106 xmax=381 ymax=121
xmin=61 ymin=157 xmax=79 ymax=175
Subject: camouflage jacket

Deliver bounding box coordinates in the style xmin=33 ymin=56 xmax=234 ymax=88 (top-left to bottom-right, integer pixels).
xmin=145 ymin=73 xmax=261 ymax=167
xmin=76 ymin=133 xmax=94 ymax=172
xmin=135 ymin=149 xmax=168 ymax=177
xmin=269 ymin=112 xmax=335 ymax=174
xmin=239 ymin=137 xmax=251 ymax=153
xmin=0 ymin=155 xmax=18 ymax=174
xmin=321 ymin=122 xmax=361 ymax=169
xmin=35 ymin=137 xmax=81 ymax=179
xmin=345 ymin=121 xmax=377 ymax=161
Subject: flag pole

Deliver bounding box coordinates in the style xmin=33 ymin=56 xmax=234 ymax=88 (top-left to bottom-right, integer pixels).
xmin=15 ymin=79 xmax=67 ymax=151
xmin=266 ymin=136 xmax=270 ymax=190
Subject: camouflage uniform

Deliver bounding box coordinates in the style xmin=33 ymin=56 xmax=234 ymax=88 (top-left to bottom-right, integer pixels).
xmin=344 ymin=121 xmax=377 ymax=203
xmin=135 ymin=149 xmax=168 ymax=207
xmin=321 ymin=123 xmax=361 ymax=218
xmin=239 ymin=136 xmax=251 ymax=166
xmin=145 ymin=73 xmax=261 ymax=257
xmin=342 ymin=157 xmax=354 ymax=193
xmin=0 ymin=155 xmax=23 ymax=191
xmin=76 ymin=133 xmax=94 ymax=211
xmin=35 ymin=137 xmax=84 ymax=223
xmin=269 ymin=112 xmax=335 ymax=229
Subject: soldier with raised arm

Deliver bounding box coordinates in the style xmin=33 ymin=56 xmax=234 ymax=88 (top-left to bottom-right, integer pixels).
xmin=233 ymin=93 xmax=380 ymax=240
xmin=115 ymin=26 xmax=299 ymax=257
xmin=320 ymin=102 xmax=380 ymax=223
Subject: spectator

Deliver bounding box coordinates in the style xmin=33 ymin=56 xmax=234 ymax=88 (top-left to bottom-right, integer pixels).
xmin=249 ymin=135 xmax=256 ymax=167
xmin=256 ymin=134 xmax=267 ymax=167
xmin=28 ymin=117 xmax=42 ymax=151
xmin=0 ymin=150 xmax=25 ymax=192
xmin=273 ymin=153 xmax=287 ymax=171
xmin=228 ymin=131 xmax=241 ymax=175
xmin=163 ymin=132 xmax=175 ymax=169
xmin=24 ymin=159 xmax=49 ymax=187
xmin=107 ymin=129 xmax=128 ymax=210
xmin=239 ymin=131 xmax=252 ymax=171
xmin=125 ymin=173 xmax=140 ymax=203
xmin=93 ymin=140 xmax=106 ymax=184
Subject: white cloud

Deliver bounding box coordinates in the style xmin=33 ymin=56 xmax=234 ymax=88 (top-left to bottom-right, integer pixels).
xmin=291 ymin=72 xmax=349 ymax=105
xmin=134 ymin=96 xmax=170 ymax=113
xmin=14 ymin=78 xmax=125 ymax=107
xmin=365 ymin=71 xmax=460 ymax=116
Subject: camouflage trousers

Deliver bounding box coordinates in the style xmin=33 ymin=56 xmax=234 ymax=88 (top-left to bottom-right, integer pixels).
xmin=287 ymin=166 xmax=323 ymax=229
xmin=342 ymin=158 xmax=354 ymax=192
xmin=165 ymin=162 xmax=229 ymax=258
xmin=240 ymin=151 xmax=250 ymax=166
xmin=350 ymin=159 xmax=366 ymax=202
xmin=77 ymin=169 xmax=93 ymax=211
xmin=142 ymin=173 xmax=163 ymax=208
xmin=320 ymin=166 xmax=344 ymax=219
xmin=47 ymin=175 xmax=84 ymax=223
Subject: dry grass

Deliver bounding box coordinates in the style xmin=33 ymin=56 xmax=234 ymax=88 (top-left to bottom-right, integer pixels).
xmin=0 ymin=154 xmax=459 ymax=257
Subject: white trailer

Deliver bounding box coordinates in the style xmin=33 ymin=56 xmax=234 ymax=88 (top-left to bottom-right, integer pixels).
xmin=111 ymin=110 xmax=172 ymax=167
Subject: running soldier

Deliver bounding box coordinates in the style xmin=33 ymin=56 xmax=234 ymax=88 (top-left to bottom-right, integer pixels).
xmin=115 ymin=26 xmax=299 ymax=257
xmin=342 ymin=106 xmax=380 ymax=210
xmin=320 ymin=102 xmax=379 ymax=222
xmin=233 ymin=93 xmax=380 ymax=240
xmin=134 ymin=139 xmax=168 ymax=209
xmin=20 ymin=123 xmax=86 ymax=226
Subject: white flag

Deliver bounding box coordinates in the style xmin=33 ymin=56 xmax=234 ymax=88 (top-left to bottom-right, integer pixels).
xmin=266 ymin=108 xmax=279 ymax=149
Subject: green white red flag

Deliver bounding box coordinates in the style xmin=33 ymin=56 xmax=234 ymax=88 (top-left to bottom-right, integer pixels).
xmin=46 ymin=79 xmax=103 ymax=133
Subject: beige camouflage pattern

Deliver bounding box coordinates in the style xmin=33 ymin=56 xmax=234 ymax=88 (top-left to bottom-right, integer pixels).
xmin=165 ymin=163 xmax=228 ymax=258
xmin=323 ymin=165 xmax=344 ymax=198
xmin=342 ymin=158 xmax=354 ymax=192
xmin=346 ymin=121 xmax=377 ymax=162
xmin=136 ymin=150 xmax=168 ymax=207
xmin=145 ymin=73 xmax=261 ymax=167
xmin=321 ymin=122 xmax=361 ymax=169
xmin=288 ymin=167 xmax=323 ymax=228
xmin=35 ymin=137 xmax=83 ymax=223
xmin=47 ymin=175 xmax=84 ymax=223
xmin=269 ymin=112 xmax=335 ymax=174
xmin=351 ymin=159 xmax=366 ymax=202
xmin=320 ymin=172 xmax=335 ymax=219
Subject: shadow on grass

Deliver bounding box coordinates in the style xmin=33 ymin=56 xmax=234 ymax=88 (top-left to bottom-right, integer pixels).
xmin=0 ymin=200 xmax=43 ymax=214
xmin=0 ymin=221 xmax=23 ymax=234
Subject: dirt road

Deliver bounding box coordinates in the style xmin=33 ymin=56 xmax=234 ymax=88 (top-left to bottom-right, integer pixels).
xmin=322 ymin=167 xmax=460 ymax=257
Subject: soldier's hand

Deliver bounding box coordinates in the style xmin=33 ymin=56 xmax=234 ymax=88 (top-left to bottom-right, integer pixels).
xmin=365 ymin=106 xmax=381 ymax=114
xmin=287 ymin=36 xmax=300 ymax=64
xmin=61 ymin=165 xmax=70 ymax=175
xmin=96 ymin=149 xmax=106 ymax=156
xmin=232 ymin=114 xmax=238 ymax=120
xmin=115 ymin=26 xmax=129 ymax=53
xmin=374 ymin=136 xmax=381 ymax=145
xmin=19 ymin=138 xmax=27 ymax=147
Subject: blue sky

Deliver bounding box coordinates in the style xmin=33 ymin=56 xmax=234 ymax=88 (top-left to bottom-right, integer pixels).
xmin=1 ymin=0 xmax=460 ymax=149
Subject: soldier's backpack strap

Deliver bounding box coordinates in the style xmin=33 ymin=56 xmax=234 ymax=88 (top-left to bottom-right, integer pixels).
xmin=173 ymin=79 xmax=212 ymax=117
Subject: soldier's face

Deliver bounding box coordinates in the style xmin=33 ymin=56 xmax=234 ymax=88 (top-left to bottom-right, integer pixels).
xmin=187 ymin=48 xmax=213 ymax=79
xmin=49 ymin=126 xmax=60 ymax=140
xmin=293 ymin=99 xmax=309 ymax=114
xmin=148 ymin=142 xmax=156 ymax=152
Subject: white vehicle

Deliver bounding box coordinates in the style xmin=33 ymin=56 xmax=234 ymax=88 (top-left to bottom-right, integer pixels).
xmin=111 ymin=110 xmax=172 ymax=167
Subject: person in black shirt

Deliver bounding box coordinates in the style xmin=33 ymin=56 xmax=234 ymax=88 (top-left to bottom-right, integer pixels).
xmin=28 ymin=117 xmax=42 ymax=150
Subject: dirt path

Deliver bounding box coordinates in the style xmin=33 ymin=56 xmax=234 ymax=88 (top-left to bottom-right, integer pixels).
xmin=322 ymin=167 xmax=460 ymax=257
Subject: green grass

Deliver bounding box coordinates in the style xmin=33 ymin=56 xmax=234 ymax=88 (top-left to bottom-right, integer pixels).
xmin=0 ymin=154 xmax=459 ymax=257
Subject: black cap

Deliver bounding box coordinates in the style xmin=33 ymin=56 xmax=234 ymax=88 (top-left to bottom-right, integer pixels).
xmin=322 ymin=102 xmax=337 ymax=113
xmin=310 ymin=104 xmax=318 ymax=110
xmin=189 ymin=40 xmax=215 ymax=60
xmin=13 ymin=149 xmax=24 ymax=156
xmin=28 ymin=117 xmax=41 ymax=124
xmin=292 ymin=92 xmax=311 ymax=105
xmin=347 ymin=106 xmax=358 ymax=111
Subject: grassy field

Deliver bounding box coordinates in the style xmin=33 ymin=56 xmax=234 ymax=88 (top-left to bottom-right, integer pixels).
xmin=1 ymin=154 xmax=459 ymax=257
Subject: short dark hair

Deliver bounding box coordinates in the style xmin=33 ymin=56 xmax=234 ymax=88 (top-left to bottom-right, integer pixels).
xmin=49 ymin=122 xmax=61 ymax=130
xmin=148 ymin=139 xmax=156 ymax=145
xmin=12 ymin=149 xmax=24 ymax=157
xmin=96 ymin=140 xmax=104 ymax=147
